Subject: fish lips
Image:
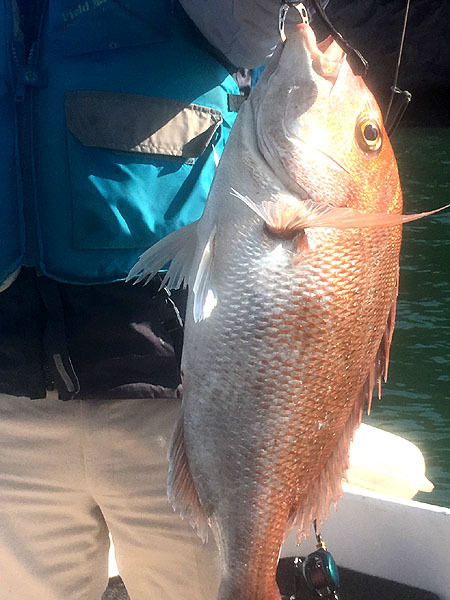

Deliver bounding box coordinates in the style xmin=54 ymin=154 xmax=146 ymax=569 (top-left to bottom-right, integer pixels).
xmin=255 ymin=23 xmax=387 ymax=205
xmin=286 ymin=23 xmax=345 ymax=83
xmin=253 ymin=24 xmax=347 ymax=203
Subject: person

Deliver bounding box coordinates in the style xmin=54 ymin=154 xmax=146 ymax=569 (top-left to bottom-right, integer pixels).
xmin=0 ymin=1 xmax=327 ymax=598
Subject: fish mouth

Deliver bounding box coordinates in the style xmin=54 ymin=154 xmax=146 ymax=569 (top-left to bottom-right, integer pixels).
xmin=276 ymin=24 xmax=351 ymax=184
xmin=294 ymin=23 xmax=345 ymax=81
xmin=254 ymin=23 xmax=348 ymax=204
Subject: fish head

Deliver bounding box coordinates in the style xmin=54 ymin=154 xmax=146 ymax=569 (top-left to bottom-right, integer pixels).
xmin=254 ymin=23 xmax=402 ymax=215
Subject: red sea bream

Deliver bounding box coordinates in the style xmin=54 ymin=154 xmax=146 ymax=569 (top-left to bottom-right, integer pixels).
xmin=129 ymin=23 xmax=442 ymax=600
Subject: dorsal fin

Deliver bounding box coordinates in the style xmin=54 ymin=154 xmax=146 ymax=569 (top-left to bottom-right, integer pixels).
xmin=362 ymin=280 xmax=398 ymax=414
xmin=285 ymin=387 xmax=366 ymax=543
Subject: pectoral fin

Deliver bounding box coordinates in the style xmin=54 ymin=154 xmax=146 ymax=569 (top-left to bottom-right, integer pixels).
xmin=231 ymin=188 xmax=449 ymax=235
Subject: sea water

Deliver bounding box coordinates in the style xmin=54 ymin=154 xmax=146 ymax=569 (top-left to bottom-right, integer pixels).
xmin=364 ymin=127 xmax=450 ymax=508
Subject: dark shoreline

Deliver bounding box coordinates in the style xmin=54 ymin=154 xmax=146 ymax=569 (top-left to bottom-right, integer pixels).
xmin=314 ymin=0 xmax=450 ymax=129
xmin=374 ymin=87 xmax=450 ymax=128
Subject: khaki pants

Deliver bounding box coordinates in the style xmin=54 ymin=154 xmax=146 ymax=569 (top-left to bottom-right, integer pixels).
xmin=0 ymin=393 xmax=219 ymax=599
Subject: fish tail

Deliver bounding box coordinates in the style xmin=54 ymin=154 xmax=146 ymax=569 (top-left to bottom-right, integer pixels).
xmin=213 ymin=499 xmax=289 ymax=600
xmin=218 ymin=578 xmax=282 ymax=600
xmin=217 ymin=544 xmax=283 ymax=600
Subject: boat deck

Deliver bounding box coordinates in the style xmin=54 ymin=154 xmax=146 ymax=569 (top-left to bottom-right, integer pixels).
xmin=276 ymin=557 xmax=440 ymax=599
xmin=101 ymin=558 xmax=440 ymax=599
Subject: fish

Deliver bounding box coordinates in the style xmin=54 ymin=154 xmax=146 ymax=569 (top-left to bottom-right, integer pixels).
xmin=129 ymin=22 xmax=447 ymax=600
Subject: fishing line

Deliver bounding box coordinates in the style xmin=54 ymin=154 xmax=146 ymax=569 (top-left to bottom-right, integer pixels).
xmin=385 ymin=0 xmax=412 ymax=135
xmin=278 ymin=1 xmax=368 ymax=76
xmin=307 ymin=0 xmax=368 ymax=77
xmin=385 ymin=0 xmax=411 ymax=121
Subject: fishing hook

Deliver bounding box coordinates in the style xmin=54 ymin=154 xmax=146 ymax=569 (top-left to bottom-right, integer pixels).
xmin=279 ymin=2 xmax=309 ymax=43
xmin=278 ymin=1 xmax=368 ymax=78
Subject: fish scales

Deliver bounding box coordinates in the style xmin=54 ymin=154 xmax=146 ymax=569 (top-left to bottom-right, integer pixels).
xmin=127 ymin=21 xmax=435 ymax=600
xmin=181 ymin=224 xmax=399 ymax=598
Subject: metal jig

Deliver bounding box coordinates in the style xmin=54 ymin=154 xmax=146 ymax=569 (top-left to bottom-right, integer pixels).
xmin=286 ymin=521 xmax=341 ymax=600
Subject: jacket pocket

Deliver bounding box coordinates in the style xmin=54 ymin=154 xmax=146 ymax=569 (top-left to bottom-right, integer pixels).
xmin=61 ymin=0 xmax=168 ymax=56
xmin=65 ymin=91 xmax=222 ymax=250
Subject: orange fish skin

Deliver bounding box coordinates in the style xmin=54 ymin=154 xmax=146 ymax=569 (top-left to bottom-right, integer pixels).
xmin=186 ymin=28 xmax=400 ymax=600
xmin=130 ymin=22 xmax=404 ymax=600
xmin=196 ymin=223 xmax=401 ymax=600
xmin=187 ymin=27 xmax=403 ymax=600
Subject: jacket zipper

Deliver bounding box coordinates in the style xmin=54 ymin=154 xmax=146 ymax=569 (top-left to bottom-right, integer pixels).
xmin=12 ymin=0 xmax=48 ymax=264
xmin=11 ymin=2 xmax=79 ymax=398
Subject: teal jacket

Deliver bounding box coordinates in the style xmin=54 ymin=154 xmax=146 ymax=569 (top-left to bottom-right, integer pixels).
xmin=1 ymin=0 xmax=239 ymax=284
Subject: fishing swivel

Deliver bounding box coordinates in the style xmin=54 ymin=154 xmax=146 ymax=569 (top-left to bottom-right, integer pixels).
xmin=286 ymin=521 xmax=341 ymax=600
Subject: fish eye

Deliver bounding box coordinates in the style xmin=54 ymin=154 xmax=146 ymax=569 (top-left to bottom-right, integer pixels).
xmin=355 ymin=114 xmax=382 ymax=153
